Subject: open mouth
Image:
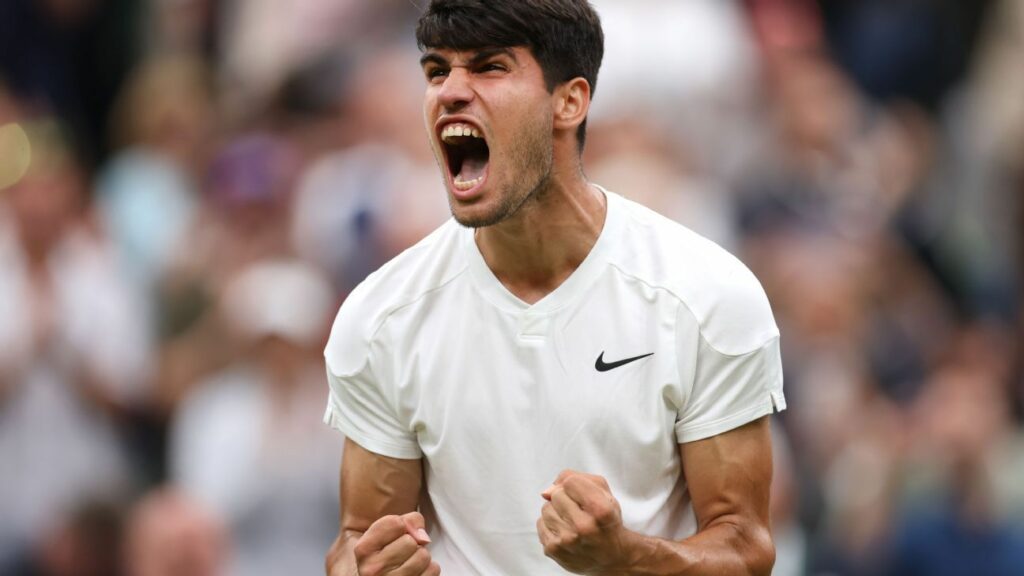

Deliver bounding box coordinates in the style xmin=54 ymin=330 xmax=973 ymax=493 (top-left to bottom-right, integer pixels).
xmin=440 ymin=122 xmax=490 ymax=193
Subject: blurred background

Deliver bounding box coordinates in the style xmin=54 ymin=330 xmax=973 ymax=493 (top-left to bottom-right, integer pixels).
xmin=0 ymin=0 xmax=1022 ymax=575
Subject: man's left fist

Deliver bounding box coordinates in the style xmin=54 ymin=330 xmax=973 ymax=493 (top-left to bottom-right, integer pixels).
xmin=536 ymin=470 xmax=634 ymax=574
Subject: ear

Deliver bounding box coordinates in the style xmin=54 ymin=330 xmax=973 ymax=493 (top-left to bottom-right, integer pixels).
xmin=552 ymin=77 xmax=591 ymax=135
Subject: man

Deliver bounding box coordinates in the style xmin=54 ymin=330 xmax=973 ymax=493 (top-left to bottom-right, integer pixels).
xmin=323 ymin=1 xmax=785 ymax=574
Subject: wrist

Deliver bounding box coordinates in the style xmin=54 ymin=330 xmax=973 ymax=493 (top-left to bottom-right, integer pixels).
xmin=592 ymin=528 xmax=648 ymax=576
xmin=595 ymin=530 xmax=699 ymax=576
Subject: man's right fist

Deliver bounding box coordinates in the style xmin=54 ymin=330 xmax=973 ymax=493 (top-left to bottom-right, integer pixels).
xmin=353 ymin=512 xmax=440 ymax=575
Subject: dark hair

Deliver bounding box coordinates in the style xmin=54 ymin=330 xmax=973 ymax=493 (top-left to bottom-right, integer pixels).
xmin=416 ymin=0 xmax=604 ymax=149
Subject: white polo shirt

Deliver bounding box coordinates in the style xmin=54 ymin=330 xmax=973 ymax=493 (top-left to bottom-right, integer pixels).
xmin=324 ymin=189 xmax=785 ymax=575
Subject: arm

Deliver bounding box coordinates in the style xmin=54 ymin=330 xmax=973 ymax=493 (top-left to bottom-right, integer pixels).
xmin=538 ymin=416 xmax=775 ymax=576
xmin=326 ymin=438 xmax=438 ymax=576
xmin=634 ymin=415 xmax=775 ymax=574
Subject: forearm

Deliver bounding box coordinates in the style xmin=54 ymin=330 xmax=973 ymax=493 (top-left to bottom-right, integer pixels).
xmin=325 ymin=530 xmax=364 ymax=576
xmin=612 ymin=521 xmax=774 ymax=576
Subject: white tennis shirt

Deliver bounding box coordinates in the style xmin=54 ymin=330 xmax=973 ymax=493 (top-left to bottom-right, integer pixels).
xmin=324 ymin=189 xmax=785 ymax=574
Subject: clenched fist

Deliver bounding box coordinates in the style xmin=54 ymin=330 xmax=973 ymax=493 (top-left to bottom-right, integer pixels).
xmin=537 ymin=470 xmax=636 ymax=575
xmin=353 ymin=512 xmax=440 ymax=576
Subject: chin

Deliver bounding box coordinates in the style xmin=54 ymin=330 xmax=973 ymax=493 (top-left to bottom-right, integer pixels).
xmin=447 ymin=193 xmax=512 ymax=228
xmin=450 ymin=204 xmax=506 ymax=229
xmin=448 ymin=172 xmax=545 ymax=229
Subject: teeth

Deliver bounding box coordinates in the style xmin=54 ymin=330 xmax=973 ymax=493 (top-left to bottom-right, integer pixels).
xmin=441 ymin=123 xmax=484 ymax=143
xmin=453 ymin=175 xmax=483 ymax=190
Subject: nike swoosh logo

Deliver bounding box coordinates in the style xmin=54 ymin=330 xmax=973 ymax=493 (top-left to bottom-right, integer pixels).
xmin=595 ymin=351 xmax=655 ymax=372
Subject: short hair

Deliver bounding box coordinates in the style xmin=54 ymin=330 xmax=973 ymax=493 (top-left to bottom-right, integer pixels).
xmin=416 ymin=0 xmax=604 ymax=149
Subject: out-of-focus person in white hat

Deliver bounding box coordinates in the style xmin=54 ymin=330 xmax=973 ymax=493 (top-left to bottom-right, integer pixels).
xmin=168 ymin=258 xmax=343 ymax=576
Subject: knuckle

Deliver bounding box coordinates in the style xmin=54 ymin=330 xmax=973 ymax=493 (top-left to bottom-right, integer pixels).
xmin=364 ymin=515 xmax=402 ymax=543
xmin=543 ymin=541 xmax=561 ymax=557
xmin=382 ymin=515 xmax=404 ymax=531
xmin=352 ymin=537 xmax=373 ymax=561
xmin=398 ymin=534 xmax=418 ymax=550
xmin=401 ymin=510 xmax=425 ymax=526
xmin=591 ymin=499 xmax=614 ymax=520
xmin=593 ymin=507 xmax=612 ymax=524
xmin=357 ymin=557 xmax=383 ymax=576
xmin=426 ymin=561 xmax=442 ymax=576
xmin=563 ymin=475 xmax=583 ymax=490
xmin=542 ymin=510 xmax=559 ymax=526
xmin=412 ymin=546 xmax=431 ymax=565
xmin=549 ymin=487 xmax=566 ymax=502
xmin=577 ymin=516 xmax=599 ymax=537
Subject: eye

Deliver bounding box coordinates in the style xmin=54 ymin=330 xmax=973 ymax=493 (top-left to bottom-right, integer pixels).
xmin=425 ymin=67 xmax=449 ymax=82
xmin=479 ymin=62 xmax=507 ymax=74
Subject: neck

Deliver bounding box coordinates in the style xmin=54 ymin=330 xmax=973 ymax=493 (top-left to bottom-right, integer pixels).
xmin=475 ymin=166 xmax=606 ymax=304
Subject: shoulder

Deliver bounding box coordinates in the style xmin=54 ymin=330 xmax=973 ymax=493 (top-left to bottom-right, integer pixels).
xmin=324 ymin=220 xmax=467 ymax=375
xmin=608 ymin=192 xmax=778 ymax=355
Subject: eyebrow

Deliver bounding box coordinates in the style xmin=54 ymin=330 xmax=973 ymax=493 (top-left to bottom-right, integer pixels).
xmin=419 ymin=47 xmax=518 ymax=68
xmin=419 ymin=52 xmax=447 ymax=68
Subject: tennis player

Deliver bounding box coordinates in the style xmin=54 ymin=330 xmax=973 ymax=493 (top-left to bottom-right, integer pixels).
xmin=324 ymin=1 xmax=785 ymax=574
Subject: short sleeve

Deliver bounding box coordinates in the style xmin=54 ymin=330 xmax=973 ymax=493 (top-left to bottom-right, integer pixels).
xmin=674 ymin=336 xmax=785 ymax=443
xmin=672 ymin=258 xmax=785 ymax=444
xmin=323 ymin=363 xmax=422 ymax=460
xmin=322 ymin=289 xmax=422 ymax=460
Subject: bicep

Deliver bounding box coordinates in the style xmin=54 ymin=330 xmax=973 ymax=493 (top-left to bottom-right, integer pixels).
xmin=678 ymin=416 xmax=773 ymax=533
xmin=340 ymin=437 xmax=423 ymax=533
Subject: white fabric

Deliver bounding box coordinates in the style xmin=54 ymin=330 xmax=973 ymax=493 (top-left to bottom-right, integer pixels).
xmin=323 ymin=190 xmax=784 ymax=575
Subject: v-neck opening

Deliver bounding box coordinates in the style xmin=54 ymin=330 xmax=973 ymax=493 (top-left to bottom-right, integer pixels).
xmin=462 ymin=186 xmax=622 ymax=315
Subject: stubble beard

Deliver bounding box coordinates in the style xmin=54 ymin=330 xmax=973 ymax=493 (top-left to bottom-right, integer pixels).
xmin=452 ymin=165 xmax=551 ymax=229
xmin=445 ymin=118 xmax=553 ymax=229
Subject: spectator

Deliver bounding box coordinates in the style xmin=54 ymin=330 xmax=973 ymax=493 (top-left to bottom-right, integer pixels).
xmin=170 ymin=259 xmax=341 ymax=576
xmin=888 ymin=359 xmax=1024 ymax=576
xmin=96 ymin=55 xmax=213 ymax=295
xmin=155 ymin=132 xmax=298 ymax=412
xmin=0 ymin=119 xmax=151 ymax=570
xmin=290 ymin=45 xmax=449 ymax=293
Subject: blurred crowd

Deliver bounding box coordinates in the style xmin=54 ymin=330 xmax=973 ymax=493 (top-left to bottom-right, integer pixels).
xmin=0 ymin=0 xmax=1022 ymax=575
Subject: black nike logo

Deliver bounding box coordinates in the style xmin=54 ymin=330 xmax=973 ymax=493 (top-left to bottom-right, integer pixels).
xmin=595 ymin=351 xmax=654 ymax=372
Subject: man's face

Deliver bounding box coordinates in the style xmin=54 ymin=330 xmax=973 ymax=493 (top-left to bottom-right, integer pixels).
xmin=421 ymin=46 xmax=555 ymax=228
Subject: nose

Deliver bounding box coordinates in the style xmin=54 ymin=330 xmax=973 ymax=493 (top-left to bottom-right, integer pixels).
xmin=437 ymin=67 xmax=474 ymax=111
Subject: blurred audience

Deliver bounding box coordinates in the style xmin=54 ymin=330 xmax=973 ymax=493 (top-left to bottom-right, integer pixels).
xmin=12 ymin=499 xmax=123 ymax=576
xmin=155 ymin=132 xmax=297 ymax=413
xmin=291 ymin=45 xmax=449 ymax=293
xmin=96 ymin=55 xmax=213 ymax=295
xmin=123 ymin=488 xmax=228 ymax=576
xmin=0 ymin=120 xmax=151 ymax=572
xmin=170 ymin=259 xmax=341 ymax=576
xmin=1 ymin=1 xmax=1022 ymax=575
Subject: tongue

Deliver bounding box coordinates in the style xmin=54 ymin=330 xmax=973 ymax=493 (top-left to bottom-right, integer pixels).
xmin=458 ymin=153 xmax=488 ymax=182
